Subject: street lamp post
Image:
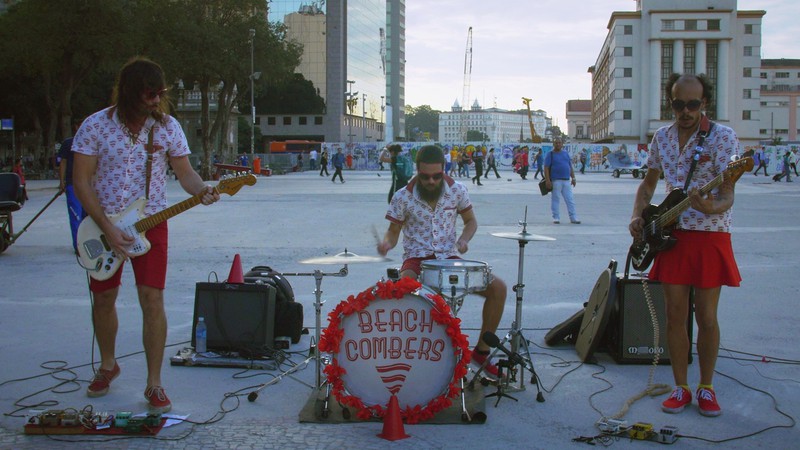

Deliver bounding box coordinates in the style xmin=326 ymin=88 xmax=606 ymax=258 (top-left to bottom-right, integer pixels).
xmin=362 ymin=93 xmax=367 ymax=142
xmin=346 ymin=80 xmax=355 ymax=144
xmin=380 ymin=95 xmax=385 ymax=142
xmin=249 ymin=28 xmax=256 ymax=155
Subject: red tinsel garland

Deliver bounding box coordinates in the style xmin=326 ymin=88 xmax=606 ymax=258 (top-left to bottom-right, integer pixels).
xmin=319 ymin=277 xmax=471 ymax=424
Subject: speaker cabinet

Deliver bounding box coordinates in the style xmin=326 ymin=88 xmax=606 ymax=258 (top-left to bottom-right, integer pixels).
xmin=605 ymin=277 xmax=693 ymax=365
xmin=193 ymin=282 xmax=277 ymax=354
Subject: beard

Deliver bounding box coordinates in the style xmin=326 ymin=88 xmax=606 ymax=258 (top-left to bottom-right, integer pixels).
xmin=417 ymin=181 xmax=443 ymax=202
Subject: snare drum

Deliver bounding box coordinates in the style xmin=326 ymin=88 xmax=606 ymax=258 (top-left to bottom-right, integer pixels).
xmin=420 ymin=259 xmax=491 ymax=297
xmin=326 ymin=284 xmax=465 ymax=418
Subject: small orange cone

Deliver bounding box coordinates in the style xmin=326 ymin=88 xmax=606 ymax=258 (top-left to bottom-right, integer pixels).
xmin=377 ymin=394 xmax=410 ymax=441
xmin=227 ymin=254 xmax=244 ymax=284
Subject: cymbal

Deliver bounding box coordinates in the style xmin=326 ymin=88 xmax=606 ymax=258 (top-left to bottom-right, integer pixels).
xmin=299 ymin=251 xmax=391 ymax=265
xmin=490 ymin=231 xmax=556 ymax=242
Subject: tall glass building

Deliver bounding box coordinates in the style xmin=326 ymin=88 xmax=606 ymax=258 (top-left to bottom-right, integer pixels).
xmin=267 ymin=0 xmax=404 ymax=142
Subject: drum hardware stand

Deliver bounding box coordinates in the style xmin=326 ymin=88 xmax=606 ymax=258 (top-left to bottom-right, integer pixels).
xmin=484 ymin=359 xmax=518 ymax=406
xmin=247 ymin=265 xmax=348 ymax=403
xmin=469 ymin=208 xmax=545 ymax=402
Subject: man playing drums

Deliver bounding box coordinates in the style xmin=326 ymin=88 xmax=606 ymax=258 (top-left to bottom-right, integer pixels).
xmin=377 ymin=145 xmax=507 ymax=378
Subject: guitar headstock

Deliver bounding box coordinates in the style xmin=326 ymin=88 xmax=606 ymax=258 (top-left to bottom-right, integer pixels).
xmin=725 ymin=156 xmax=754 ymax=183
xmin=216 ymin=173 xmax=257 ymax=196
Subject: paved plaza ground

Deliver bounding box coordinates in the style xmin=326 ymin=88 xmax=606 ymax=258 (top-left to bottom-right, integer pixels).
xmin=1 ymin=167 xmax=798 ymax=449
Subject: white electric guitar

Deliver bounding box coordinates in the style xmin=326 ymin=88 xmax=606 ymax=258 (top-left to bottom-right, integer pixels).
xmin=76 ymin=173 xmax=256 ymax=280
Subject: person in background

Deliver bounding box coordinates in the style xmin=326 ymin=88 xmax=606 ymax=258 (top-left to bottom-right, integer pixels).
xmin=57 ymin=123 xmax=86 ymax=253
xmin=12 ymin=157 xmax=27 ymax=201
xmin=544 ymin=139 xmax=579 ymax=224
xmin=331 ymin=147 xmax=345 ymax=183
xmin=484 ymin=148 xmax=501 ymax=179
xmin=319 ymin=150 xmax=329 ymax=176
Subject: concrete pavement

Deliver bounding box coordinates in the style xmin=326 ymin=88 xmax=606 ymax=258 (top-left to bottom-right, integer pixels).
xmin=1 ymin=168 xmax=798 ymax=449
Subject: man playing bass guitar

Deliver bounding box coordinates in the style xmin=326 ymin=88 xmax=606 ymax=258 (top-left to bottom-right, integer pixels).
xmin=629 ymin=74 xmax=741 ymax=418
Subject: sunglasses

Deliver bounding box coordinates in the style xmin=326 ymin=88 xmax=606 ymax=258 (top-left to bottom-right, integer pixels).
xmin=418 ymin=172 xmax=444 ymax=181
xmin=145 ymin=88 xmax=168 ymax=100
xmin=671 ymin=99 xmax=702 ymax=112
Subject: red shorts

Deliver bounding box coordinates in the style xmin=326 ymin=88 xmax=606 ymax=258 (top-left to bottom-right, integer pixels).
xmin=90 ymin=222 xmax=169 ymax=293
xmin=649 ymin=229 xmax=741 ymax=289
xmin=401 ymin=255 xmax=461 ymax=276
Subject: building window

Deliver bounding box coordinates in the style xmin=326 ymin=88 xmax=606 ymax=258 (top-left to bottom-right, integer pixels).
xmin=623 ymin=89 xmax=632 ymax=99
xmin=760 ymin=72 xmax=767 ymax=79
xmin=705 ymin=42 xmax=718 ymax=120
xmin=624 ymin=46 xmax=633 ymax=56
xmin=776 ymin=72 xmax=790 ymax=78
xmin=744 ymin=24 xmax=754 ymax=34
xmin=684 ymin=20 xmax=697 ymax=31
xmin=283 ymin=116 xmax=292 ymax=125
xmin=577 ymin=125 xmax=584 ymax=137
xmin=743 ymin=46 xmax=753 ymax=57
xmin=759 ymin=129 xmax=768 ymax=135
xmin=662 ymin=20 xmax=674 ymax=31
xmin=684 ymin=41 xmax=696 ymax=74
xmin=623 ymin=67 xmax=632 ymax=77
xmin=660 ymin=41 xmax=674 ymax=120
xmin=267 ymin=117 xmax=276 ymax=125
xmin=707 ymin=19 xmax=720 ymax=31
xmin=623 ymin=24 xmax=632 ymax=35
xmin=743 ymin=67 xmax=752 ymax=77
xmin=742 ymin=110 xmax=751 ymax=120
xmin=743 ymin=89 xmax=752 ymax=99
xmin=623 ymin=110 xmax=632 ymax=120
xmin=314 ymin=116 xmax=323 ymax=125
xmin=299 ymin=116 xmax=308 ymax=125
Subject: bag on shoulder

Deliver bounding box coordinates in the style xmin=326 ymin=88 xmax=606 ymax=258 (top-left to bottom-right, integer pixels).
xmin=538 ymin=179 xmax=551 ymax=196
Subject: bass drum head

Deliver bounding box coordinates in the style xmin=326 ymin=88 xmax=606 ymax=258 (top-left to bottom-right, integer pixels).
xmin=336 ymin=288 xmax=458 ymax=410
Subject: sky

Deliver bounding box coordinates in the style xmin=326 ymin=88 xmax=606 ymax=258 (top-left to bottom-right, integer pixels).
xmin=403 ymin=0 xmax=799 ymax=131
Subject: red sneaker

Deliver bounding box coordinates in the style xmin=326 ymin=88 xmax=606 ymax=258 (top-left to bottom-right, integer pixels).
xmin=661 ymin=386 xmax=691 ymax=414
xmin=144 ymin=386 xmax=172 ymax=413
xmin=86 ymin=362 xmax=120 ymax=398
xmin=696 ymin=387 xmax=722 ymax=417
xmin=470 ymin=350 xmax=499 ymax=379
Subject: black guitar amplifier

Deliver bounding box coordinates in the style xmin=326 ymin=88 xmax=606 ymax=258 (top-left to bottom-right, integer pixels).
xmin=604 ymin=258 xmax=694 ymax=365
xmin=193 ymin=282 xmax=277 ymax=354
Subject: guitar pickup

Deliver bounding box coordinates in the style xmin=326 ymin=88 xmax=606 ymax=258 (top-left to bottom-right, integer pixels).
xmin=82 ymin=238 xmax=107 ymax=259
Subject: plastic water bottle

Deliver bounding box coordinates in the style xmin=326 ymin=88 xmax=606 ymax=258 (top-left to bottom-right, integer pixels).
xmin=195 ymin=317 xmax=207 ymax=354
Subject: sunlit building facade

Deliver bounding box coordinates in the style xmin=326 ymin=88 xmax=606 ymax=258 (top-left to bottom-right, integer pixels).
xmin=263 ymin=0 xmax=404 ymax=143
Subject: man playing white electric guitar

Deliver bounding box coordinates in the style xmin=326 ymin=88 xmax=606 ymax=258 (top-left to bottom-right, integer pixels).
xmin=73 ymin=57 xmax=219 ymax=414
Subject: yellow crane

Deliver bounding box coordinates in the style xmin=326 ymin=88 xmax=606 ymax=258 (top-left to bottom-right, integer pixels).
xmin=521 ymin=97 xmax=542 ymax=143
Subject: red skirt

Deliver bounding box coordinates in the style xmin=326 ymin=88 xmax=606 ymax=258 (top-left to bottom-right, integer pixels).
xmin=649 ymin=229 xmax=741 ymax=288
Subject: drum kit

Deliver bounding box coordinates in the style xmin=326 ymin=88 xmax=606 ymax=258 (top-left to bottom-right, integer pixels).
xmin=248 ymin=209 xmax=554 ymax=419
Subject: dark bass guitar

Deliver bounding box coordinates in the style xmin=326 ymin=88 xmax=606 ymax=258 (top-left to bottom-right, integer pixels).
xmin=629 ymin=157 xmax=753 ymax=271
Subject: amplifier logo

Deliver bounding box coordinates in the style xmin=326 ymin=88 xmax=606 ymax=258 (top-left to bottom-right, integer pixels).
xmin=627 ymin=346 xmax=665 ymax=355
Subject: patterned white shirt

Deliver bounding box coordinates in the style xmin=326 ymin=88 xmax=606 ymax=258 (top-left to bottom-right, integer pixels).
xmin=72 ymin=107 xmax=190 ymax=217
xmin=386 ymin=176 xmax=473 ymax=260
xmin=647 ymin=119 xmax=740 ymax=232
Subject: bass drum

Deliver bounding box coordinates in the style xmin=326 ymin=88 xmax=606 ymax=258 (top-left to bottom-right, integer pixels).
xmin=334 ymin=286 xmax=460 ymax=411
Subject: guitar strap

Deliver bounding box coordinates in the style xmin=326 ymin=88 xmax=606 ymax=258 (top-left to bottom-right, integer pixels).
xmin=144 ymin=125 xmax=158 ymax=200
xmin=682 ymin=115 xmax=715 ymax=193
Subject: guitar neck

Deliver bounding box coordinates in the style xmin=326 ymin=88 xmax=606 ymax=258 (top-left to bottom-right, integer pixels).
xmin=658 ymin=172 xmax=725 ymax=225
xmin=134 ymin=190 xmax=214 ymax=233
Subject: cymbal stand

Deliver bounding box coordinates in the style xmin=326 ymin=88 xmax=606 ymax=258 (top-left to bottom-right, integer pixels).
xmin=246 ymin=264 xmax=348 ymax=403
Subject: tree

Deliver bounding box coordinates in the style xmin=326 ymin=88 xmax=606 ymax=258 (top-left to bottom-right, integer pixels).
xmin=405 ymin=105 xmax=440 ymax=141
xmin=0 ymin=0 xmax=134 ymax=160
xmin=467 ymin=130 xmax=488 ymax=142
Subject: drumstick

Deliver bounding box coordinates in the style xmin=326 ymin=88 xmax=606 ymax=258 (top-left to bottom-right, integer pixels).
xmin=371 ymin=224 xmax=382 ymax=245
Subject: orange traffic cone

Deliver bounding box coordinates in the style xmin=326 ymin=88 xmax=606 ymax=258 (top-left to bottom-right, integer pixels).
xmin=227 ymin=254 xmax=244 ymax=284
xmin=377 ymin=394 xmax=410 ymax=441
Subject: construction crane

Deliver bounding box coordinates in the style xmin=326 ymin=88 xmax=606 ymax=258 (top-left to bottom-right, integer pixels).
xmin=522 ymin=97 xmax=542 ymax=143
xmin=459 ymin=27 xmax=473 ymax=142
